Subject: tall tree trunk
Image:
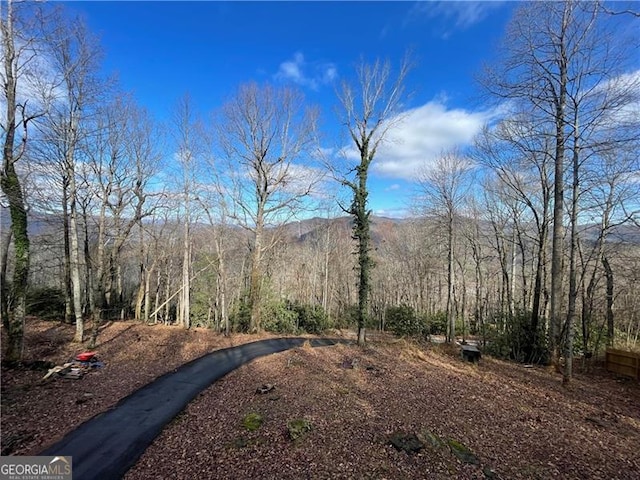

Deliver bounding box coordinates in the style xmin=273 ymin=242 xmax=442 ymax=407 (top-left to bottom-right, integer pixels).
xmin=62 ymin=180 xmax=73 ymax=323
xmin=68 ymin=162 xmax=84 ymax=343
xmin=134 ymin=224 xmax=145 ymax=321
xmin=215 ymin=232 xmax=228 ymax=335
xmin=0 ymin=228 xmax=11 ymax=327
xmin=509 ymin=224 xmax=517 ymax=317
xmin=249 ymin=217 xmax=264 ymax=332
xmin=144 ymin=268 xmax=153 ymax=323
xmin=82 ymin=204 xmax=93 ymax=316
xmin=549 ymin=4 xmax=569 ymax=369
xmin=354 ymin=162 xmax=372 ymax=347
xmin=181 ymin=215 xmax=190 ymax=329
xmin=530 ymin=224 xmax=547 ymax=355
xmin=446 ymin=213 xmax=455 ymax=342
xmin=89 ymin=204 xmax=106 ymax=348
xmin=1 ymin=0 xmax=29 ymax=361
xmin=564 ymin=121 xmax=580 ymax=384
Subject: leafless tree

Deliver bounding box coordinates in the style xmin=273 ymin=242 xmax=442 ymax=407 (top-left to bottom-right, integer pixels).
xmin=215 ymin=82 xmax=319 ymax=332
xmin=0 ymin=0 xmax=50 ymax=359
xmin=42 ymin=12 xmax=104 ymax=342
xmin=417 ymin=152 xmax=472 ymax=342
xmin=482 ymin=0 xmax=639 ymax=381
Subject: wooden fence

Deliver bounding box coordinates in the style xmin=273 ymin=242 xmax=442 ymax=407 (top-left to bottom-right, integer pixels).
xmin=605 ymin=349 xmax=640 ymax=380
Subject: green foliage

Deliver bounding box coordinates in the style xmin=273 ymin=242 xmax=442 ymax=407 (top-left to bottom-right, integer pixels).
xmin=293 ymin=303 xmax=330 ymax=334
xmin=287 ymin=418 xmax=312 ymax=441
xmin=229 ymin=297 xmax=251 ymax=332
xmin=26 ymin=287 xmax=65 ymax=320
xmin=242 ymin=412 xmax=263 ymax=431
xmin=385 ymin=305 xmax=425 ymax=337
xmin=261 ymin=300 xmax=299 ymax=334
xmin=484 ymin=310 xmax=548 ymax=364
xmin=573 ymin=321 xmax=608 ymax=357
xmin=422 ymin=311 xmax=448 ymax=336
xmin=336 ymin=305 xmax=358 ymax=330
xmin=231 ymin=295 xmax=331 ymax=335
xmin=190 ymin=255 xmax=219 ymax=328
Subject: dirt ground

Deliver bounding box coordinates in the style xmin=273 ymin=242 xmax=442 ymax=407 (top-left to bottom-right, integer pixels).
xmin=2 ymin=319 xmax=639 ymax=479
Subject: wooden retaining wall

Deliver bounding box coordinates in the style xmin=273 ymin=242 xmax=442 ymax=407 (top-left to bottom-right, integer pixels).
xmin=605 ymin=349 xmax=640 ymax=380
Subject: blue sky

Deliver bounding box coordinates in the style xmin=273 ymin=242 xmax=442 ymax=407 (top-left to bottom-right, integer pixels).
xmin=61 ymin=1 xmax=521 ymax=217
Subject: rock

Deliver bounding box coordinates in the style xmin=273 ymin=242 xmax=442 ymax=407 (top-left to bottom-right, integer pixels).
xmin=256 ymin=384 xmax=276 ymax=394
xmin=389 ymin=432 xmax=425 ymax=455
xmin=447 ymin=438 xmax=479 ymax=465
xmin=418 ymin=430 xmax=445 ymax=449
xmin=483 ymin=466 xmax=500 ymax=479
xmin=341 ymin=357 xmax=358 ymax=369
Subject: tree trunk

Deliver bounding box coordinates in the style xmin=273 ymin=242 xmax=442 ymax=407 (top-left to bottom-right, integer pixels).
xmin=602 ymin=255 xmax=614 ymax=346
xmin=181 ymin=218 xmax=190 ymax=329
xmin=549 ymin=4 xmax=569 ymax=369
xmin=215 ymin=233 xmax=228 ymax=335
xmin=0 ymin=228 xmax=12 ymax=328
xmin=1 ymin=0 xmax=29 ymax=361
xmin=446 ymin=213 xmax=455 ymax=342
xmin=68 ymin=165 xmax=84 ymax=343
xmin=564 ymin=122 xmax=580 ymax=385
xmin=89 ymin=204 xmax=106 ymax=348
xmin=353 ymin=161 xmax=372 ymax=347
xmin=249 ymin=218 xmax=264 ymax=332
xmin=82 ymin=203 xmax=94 ymax=316
xmin=62 ymin=180 xmax=73 ymax=323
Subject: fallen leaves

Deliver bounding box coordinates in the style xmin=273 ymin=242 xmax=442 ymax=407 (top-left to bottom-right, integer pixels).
xmin=125 ymin=340 xmax=639 ymax=480
xmin=2 ymin=320 xmax=639 ymax=480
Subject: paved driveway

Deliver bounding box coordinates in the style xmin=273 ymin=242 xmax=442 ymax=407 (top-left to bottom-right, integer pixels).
xmin=40 ymin=337 xmax=340 ymax=480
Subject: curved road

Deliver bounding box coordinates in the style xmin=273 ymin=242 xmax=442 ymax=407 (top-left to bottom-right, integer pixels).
xmin=40 ymin=337 xmax=340 ymax=480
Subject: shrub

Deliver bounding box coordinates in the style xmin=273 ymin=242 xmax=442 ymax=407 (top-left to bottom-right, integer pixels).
xmin=262 ymin=300 xmax=298 ymax=334
xmin=423 ymin=311 xmax=447 ymax=336
xmin=294 ymin=303 xmax=330 ymax=334
xmin=231 ymin=297 xmax=331 ymax=335
xmin=385 ymin=305 xmax=424 ymax=337
xmin=229 ymin=298 xmax=251 ymax=332
xmin=242 ymin=413 xmax=263 ymax=431
xmin=483 ymin=310 xmax=548 ymax=364
xmin=26 ymin=287 xmax=65 ymax=320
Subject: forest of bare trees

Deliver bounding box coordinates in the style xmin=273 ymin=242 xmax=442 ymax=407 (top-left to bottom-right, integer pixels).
xmin=2 ymin=0 xmax=639 ymax=383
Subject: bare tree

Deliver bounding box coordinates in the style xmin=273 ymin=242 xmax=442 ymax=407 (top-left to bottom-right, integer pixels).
xmin=216 ymin=82 xmax=319 ymax=332
xmin=482 ymin=0 xmax=639 ymax=380
xmin=172 ymin=95 xmax=203 ymax=330
xmin=418 ymin=152 xmax=472 ymax=343
xmin=474 ymin=121 xmax=554 ymax=362
xmin=43 ymin=13 xmax=104 ymax=342
xmin=336 ymin=56 xmax=410 ymax=346
xmin=86 ymin=97 xmax=160 ymax=345
xmin=0 ymin=0 xmax=48 ymax=359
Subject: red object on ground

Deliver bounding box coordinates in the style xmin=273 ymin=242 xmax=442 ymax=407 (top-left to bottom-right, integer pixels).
xmin=76 ymin=351 xmax=97 ymax=362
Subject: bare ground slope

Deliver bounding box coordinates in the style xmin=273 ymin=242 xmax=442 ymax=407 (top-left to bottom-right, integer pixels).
xmin=2 ymin=319 xmax=639 ymax=479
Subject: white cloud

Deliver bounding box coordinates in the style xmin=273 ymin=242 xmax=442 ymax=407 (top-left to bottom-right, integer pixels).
xmin=592 ymin=69 xmax=640 ymax=128
xmin=385 ymin=184 xmax=401 ymax=192
xmin=0 ymin=39 xmax=64 ymax=128
xmin=340 ymin=99 xmax=499 ymax=180
xmin=373 ymin=208 xmax=409 ymax=219
xmin=275 ymin=52 xmax=338 ymax=90
xmin=280 ymin=163 xmax=326 ymax=197
xmin=409 ymin=1 xmax=505 ymax=38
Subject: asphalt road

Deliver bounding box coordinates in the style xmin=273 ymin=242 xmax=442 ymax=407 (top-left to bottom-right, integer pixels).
xmin=40 ymin=337 xmax=340 ymax=480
